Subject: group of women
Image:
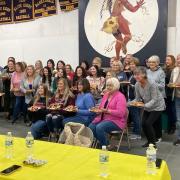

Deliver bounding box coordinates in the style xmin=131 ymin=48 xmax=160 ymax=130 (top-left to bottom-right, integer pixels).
xmin=0 ymin=54 xmax=180 ymax=149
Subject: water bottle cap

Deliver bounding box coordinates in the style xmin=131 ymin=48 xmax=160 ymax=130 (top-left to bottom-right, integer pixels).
xmin=102 ymin=146 xmax=106 ymax=150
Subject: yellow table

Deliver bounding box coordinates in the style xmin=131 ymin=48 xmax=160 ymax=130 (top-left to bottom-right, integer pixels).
xmin=0 ymin=136 xmax=171 ymax=180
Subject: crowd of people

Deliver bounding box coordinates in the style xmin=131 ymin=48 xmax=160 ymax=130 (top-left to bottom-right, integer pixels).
xmin=0 ymin=54 xmax=180 ymax=149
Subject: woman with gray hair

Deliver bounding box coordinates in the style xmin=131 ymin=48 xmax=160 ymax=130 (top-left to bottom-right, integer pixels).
xmin=133 ymin=67 xmax=165 ymax=147
xmin=147 ymin=55 xmax=166 ymax=143
xmin=89 ymin=77 xmax=127 ymax=147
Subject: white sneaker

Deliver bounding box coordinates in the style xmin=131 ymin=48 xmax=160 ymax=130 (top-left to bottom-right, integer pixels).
xmin=156 ymin=138 xmax=162 ymax=143
xmin=129 ymin=134 xmax=141 ymax=140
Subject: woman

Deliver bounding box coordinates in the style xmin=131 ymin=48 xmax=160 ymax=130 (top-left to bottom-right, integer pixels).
xmin=41 ymin=66 xmax=54 ymax=95
xmin=133 ymin=67 xmax=165 ymax=147
xmin=169 ymin=54 xmax=180 ymax=145
xmin=63 ymin=78 xmax=95 ymax=126
xmin=163 ymin=55 xmax=176 ymax=134
xmin=65 ymin=64 xmax=74 ymax=81
xmin=86 ymin=65 xmax=105 ymax=103
xmin=80 ymin=60 xmax=89 ymax=72
xmin=72 ymin=66 xmax=87 ymax=87
xmin=128 ymin=57 xmax=141 ymax=140
xmin=56 ymin=60 xmax=65 ymax=71
xmin=30 ymin=84 xmax=49 ymax=139
xmin=2 ymin=57 xmax=16 ymax=119
xmin=11 ymin=62 xmax=25 ymax=124
xmin=147 ymin=55 xmax=166 ymax=142
xmin=20 ymin=65 xmax=40 ymax=124
xmin=35 ymin=60 xmax=43 ymax=75
xmin=89 ymin=77 xmax=127 ymax=147
xmin=52 ymin=68 xmax=67 ymax=93
xmin=47 ymin=59 xmax=55 ymax=74
xmin=47 ymin=78 xmax=75 ymax=139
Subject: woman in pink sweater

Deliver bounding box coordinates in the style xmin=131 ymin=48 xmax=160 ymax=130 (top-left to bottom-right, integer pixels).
xmin=89 ymin=77 xmax=127 ymax=147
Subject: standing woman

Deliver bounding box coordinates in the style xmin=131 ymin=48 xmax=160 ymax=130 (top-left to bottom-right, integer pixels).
xmin=147 ymin=55 xmax=166 ymax=142
xmin=63 ymin=79 xmax=95 ymax=126
xmin=169 ymin=54 xmax=180 ymax=145
xmin=163 ymin=55 xmax=176 ymax=134
xmin=47 ymin=59 xmax=55 ymax=74
xmin=35 ymin=60 xmax=43 ymax=75
xmin=86 ymin=65 xmax=105 ymax=103
xmin=133 ymin=67 xmax=165 ymax=147
xmin=72 ymin=66 xmax=87 ymax=87
xmin=41 ymin=66 xmax=54 ymax=95
xmin=56 ymin=60 xmax=65 ymax=71
xmin=20 ymin=65 xmax=40 ymax=123
xmin=11 ymin=62 xmax=25 ymax=124
xmin=65 ymin=64 xmax=74 ymax=81
xmin=2 ymin=57 xmax=16 ymax=119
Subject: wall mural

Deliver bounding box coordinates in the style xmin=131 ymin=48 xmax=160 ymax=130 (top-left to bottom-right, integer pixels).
xmin=79 ymin=0 xmax=168 ymax=66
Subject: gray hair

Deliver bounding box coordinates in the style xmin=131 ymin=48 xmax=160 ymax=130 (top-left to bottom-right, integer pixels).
xmin=148 ymin=55 xmax=160 ymax=65
xmin=106 ymin=77 xmax=120 ymax=91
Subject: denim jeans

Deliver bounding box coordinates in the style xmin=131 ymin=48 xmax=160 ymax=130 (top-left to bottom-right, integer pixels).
xmin=89 ymin=121 xmax=120 ymax=146
xmin=31 ymin=120 xmax=48 ymax=139
xmin=166 ymin=96 xmax=177 ymax=130
xmin=63 ymin=115 xmax=93 ymax=127
xmin=46 ymin=114 xmax=63 ymax=133
xmin=13 ymin=96 xmax=26 ymax=121
xmin=128 ymin=106 xmax=141 ymax=135
xmin=175 ymin=97 xmax=180 ymax=139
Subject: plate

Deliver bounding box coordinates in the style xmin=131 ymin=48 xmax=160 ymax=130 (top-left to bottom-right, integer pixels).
xmin=28 ymin=106 xmax=40 ymax=112
xmin=89 ymin=107 xmax=102 ymax=113
xmin=129 ymin=101 xmax=144 ymax=107
xmin=63 ymin=105 xmax=77 ymax=112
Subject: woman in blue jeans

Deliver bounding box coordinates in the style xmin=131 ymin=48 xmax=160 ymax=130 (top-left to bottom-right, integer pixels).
xmin=30 ymin=84 xmax=49 ymax=139
xmin=63 ymin=78 xmax=95 ymax=126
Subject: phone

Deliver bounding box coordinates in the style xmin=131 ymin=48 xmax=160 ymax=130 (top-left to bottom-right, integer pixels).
xmin=0 ymin=165 xmax=22 ymax=175
xmin=156 ymin=158 xmax=162 ymax=169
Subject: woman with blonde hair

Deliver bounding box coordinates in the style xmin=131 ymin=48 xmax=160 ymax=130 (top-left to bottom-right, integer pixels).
xmin=46 ymin=78 xmax=75 ymax=140
xmin=35 ymin=60 xmax=43 ymax=75
xmin=30 ymin=84 xmax=50 ymax=139
xmin=19 ymin=65 xmax=41 ymax=124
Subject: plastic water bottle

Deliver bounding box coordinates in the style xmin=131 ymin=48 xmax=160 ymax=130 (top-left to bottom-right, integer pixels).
xmin=25 ymin=132 xmax=34 ymax=159
xmin=99 ymin=146 xmax=109 ymax=177
xmin=5 ymin=132 xmax=13 ymax=159
xmin=146 ymin=144 xmax=157 ymax=175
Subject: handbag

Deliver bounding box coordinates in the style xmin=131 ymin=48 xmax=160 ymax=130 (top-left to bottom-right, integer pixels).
xmin=59 ymin=122 xmax=94 ymax=147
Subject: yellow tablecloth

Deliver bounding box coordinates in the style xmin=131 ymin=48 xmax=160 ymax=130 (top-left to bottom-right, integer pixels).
xmin=0 ymin=136 xmax=171 ymax=180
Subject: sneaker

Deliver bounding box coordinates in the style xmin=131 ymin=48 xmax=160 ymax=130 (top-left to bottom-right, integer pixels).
xmin=156 ymin=138 xmax=162 ymax=143
xmin=129 ymin=134 xmax=141 ymax=140
xmin=173 ymin=139 xmax=180 ymax=146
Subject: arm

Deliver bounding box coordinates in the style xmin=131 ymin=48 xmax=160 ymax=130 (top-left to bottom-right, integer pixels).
xmin=134 ymin=83 xmax=142 ymax=101
xmin=108 ymin=94 xmax=126 ymax=118
xmin=121 ymin=0 xmax=144 ymax=12
xmin=156 ymin=71 xmax=165 ymax=92
xmin=144 ymin=84 xmax=158 ymax=109
xmin=77 ymin=94 xmax=95 ymax=116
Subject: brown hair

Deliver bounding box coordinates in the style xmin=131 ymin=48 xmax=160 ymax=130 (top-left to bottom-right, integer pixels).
xmin=24 ymin=65 xmax=36 ymax=78
xmin=15 ymin=62 xmax=24 ymax=72
xmin=78 ymin=78 xmax=91 ymax=93
xmin=130 ymin=57 xmax=140 ymax=66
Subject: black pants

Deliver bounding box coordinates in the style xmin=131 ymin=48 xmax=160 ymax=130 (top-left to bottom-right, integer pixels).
xmin=142 ymin=111 xmax=162 ymax=144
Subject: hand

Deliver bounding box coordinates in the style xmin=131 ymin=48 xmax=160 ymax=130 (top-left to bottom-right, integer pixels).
xmin=26 ymin=89 xmax=33 ymax=94
xmin=13 ymin=88 xmax=20 ymax=92
xmin=101 ymin=108 xmax=110 ymax=114
xmin=136 ymin=0 xmax=145 ymax=7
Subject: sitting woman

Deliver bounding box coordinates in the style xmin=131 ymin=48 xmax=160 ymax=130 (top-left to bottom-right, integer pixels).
xmin=133 ymin=67 xmax=165 ymax=147
xmin=46 ymin=78 xmax=75 ymax=139
xmin=30 ymin=84 xmax=49 ymax=139
xmin=63 ymin=78 xmax=95 ymax=126
xmin=89 ymin=77 xmax=127 ymax=147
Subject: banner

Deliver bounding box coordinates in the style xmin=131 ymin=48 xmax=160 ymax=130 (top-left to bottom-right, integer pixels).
xmin=34 ymin=0 xmax=57 ymax=18
xmin=13 ymin=0 xmax=34 ymax=22
xmin=0 ymin=0 xmax=13 ymax=24
xmin=59 ymin=0 xmax=78 ymax=11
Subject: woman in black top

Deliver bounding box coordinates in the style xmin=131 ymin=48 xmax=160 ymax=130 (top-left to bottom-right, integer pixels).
xmin=2 ymin=57 xmax=15 ymax=119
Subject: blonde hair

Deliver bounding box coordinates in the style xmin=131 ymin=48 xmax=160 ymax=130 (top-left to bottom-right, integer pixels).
xmin=55 ymin=78 xmax=74 ymax=106
xmin=130 ymin=57 xmax=140 ymax=66
xmin=106 ymin=77 xmax=120 ymax=91
xmin=35 ymin=60 xmax=43 ymax=69
xmin=93 ymin=57 xmax=102 ymax=65
xmin=34 ymin=84 xmax=49 ymax=107
xmin=24 ymin=65 xmax=36 ymax=79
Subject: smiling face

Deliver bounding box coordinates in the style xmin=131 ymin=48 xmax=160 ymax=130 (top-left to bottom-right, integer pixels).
xmin=57 ymin=80 xmax=65 ymax=92
xmin=65 ymin=65 xmax=71 ymax=74
xmin=76 ymin=68 xmax=83 ymax=77
xmin=35 ymin=61 xmax=41 ymax=70
xmin=176 ymin=55 xmax=180 ymax=67
xmin=165 ymin=56 xmax=173 ymax=67
xmin=43 ymin=68 xmax=49 ymax=77
xmin=90 ymin=66 xmax=97 ymax=76
xmin=47 ymin=61 xmax=53 ymax=69
xmin=27 ymin=66 xmax=34 ymax=77
xmin=15 ymin=64 xmax=22 ymax=73
xmin=148 ymin=60 xmax=158 ymax=70
xmin=38 ymin=85 xmax=45 ymax=96
xmin=8 ymin=61 xmax=15 ymax=70
xmin=57 ymin=69 xmax=64 ymax=78
xmin=129 ymin=62 xmax=136 ymax=72
xmin=78 ymin=82 xmax=83 ymax=92
xmin=57 ymin=62 xmax=64 ymax=69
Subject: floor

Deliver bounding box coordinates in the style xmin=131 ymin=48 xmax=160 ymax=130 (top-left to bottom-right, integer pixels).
xmin=0 ymin=113 xmax=179 ymax=180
